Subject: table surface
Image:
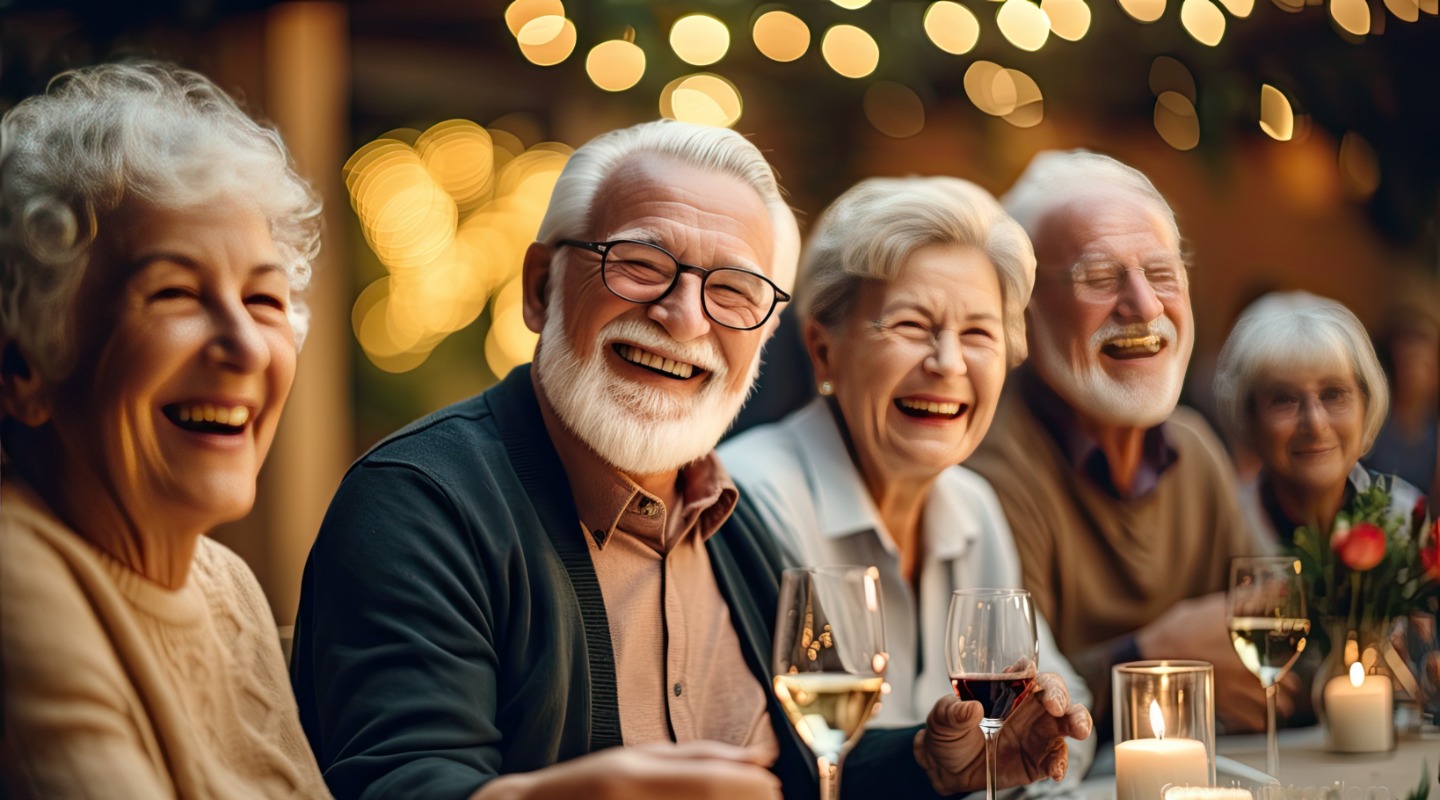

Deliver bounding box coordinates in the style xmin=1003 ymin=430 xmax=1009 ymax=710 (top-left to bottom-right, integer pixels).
xmin=1070 ymin=727 xmax=1440 ymax=798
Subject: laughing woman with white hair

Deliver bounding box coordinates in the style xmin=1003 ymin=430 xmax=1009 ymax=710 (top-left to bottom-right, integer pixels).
xmin=0 ymin=63 xmax=330 ymax=798
xmin=721 ymin=176 xmax=1094 ymax=790
xmin=1214 ymin=291 xmax=1429 ymax=547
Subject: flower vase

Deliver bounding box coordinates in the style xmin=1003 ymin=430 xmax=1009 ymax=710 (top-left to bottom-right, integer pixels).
xmin=1312 ymin=618 xmax=1397 ymax=753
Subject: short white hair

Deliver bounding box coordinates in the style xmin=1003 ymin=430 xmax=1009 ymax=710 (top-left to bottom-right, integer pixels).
xmin=0 ymin=61 xmax=321 ymax=381
xmin=1002 ymin=150 xmax=1181 ymax=253
xmin=535 ymin=119 xmax=799 ymax=293
xmin=1213 ymin=291 xmax=1390 ymax=451
xmin=800 ymin=176 xmax=1036 ymax=367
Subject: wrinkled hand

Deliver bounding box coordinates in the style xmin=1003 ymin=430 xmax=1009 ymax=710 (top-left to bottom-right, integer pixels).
xmin=1135 ymin=592 xmax=1299 ymax=732
xmin=914 ymin=672 xmax=1092 ymax=795
xmin=471 ymin=740 xmax=782 ymax=800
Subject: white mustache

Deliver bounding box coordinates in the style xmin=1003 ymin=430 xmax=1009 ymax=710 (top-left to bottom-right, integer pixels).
xmin=1089 ymin=317 xmax=1176 ymax=350
xmin=601 ymin=318 xmax=727 ymax=377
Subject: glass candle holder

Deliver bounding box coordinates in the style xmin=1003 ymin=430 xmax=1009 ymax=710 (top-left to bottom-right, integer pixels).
xmin=1114 ymin=660 xmax=1217 ymax=800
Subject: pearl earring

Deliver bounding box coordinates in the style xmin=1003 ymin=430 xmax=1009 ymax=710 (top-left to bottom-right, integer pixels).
xmin=818 ymin=380 xmax=834 ymax=396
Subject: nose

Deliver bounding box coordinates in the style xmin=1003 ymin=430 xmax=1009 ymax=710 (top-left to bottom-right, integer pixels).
xmin=646 ymin=272 xmax=712 ymax=342
xmin=925 ymin=331 xmax=968 ymax=377
xmin=1297 ymin=395 xmax=1329 ymax=434
xmin=1113 ymin=267 xmax=1164 ymax=324
xmin=206 ymin=300 xmax=270 ymax=373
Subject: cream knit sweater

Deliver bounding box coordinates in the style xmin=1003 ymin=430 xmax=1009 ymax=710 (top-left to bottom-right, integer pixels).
xmin=1 ymin=482 xmax=331 ymax=799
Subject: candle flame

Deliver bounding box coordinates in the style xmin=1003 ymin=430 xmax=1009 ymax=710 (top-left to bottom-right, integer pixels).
xmin=1148 ymin=699 xmax=1166 ymax=739
xmin=1349 ymin=661 xmax=1364 ymax=688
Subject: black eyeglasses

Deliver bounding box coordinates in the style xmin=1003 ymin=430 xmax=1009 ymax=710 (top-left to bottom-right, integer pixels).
xmin=556 ymin=239 xmax=791 ymax=331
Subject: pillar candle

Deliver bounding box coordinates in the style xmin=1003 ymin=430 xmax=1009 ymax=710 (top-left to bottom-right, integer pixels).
xmin=1116 ymin=737 xmax=1209 ymax=800
xmin=1323 ymin=662 xmax=1392 ymax=753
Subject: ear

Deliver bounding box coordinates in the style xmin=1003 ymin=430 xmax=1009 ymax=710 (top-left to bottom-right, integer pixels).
xmin=0 ymin=341 xmax=52 ymax=427
xmin=802 ymin=317 xmax=835 ymax=385
xmin=521 ymin=242 xmax=555 ymax=334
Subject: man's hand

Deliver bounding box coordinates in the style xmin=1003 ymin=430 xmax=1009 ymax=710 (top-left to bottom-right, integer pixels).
xmin=914 ymin=672 xmax=1093 ymax=795
xmin=1134 ymin=592 xmax=1299 ymax=732
xmin=471 ymin=741 xmax=782 ymax=800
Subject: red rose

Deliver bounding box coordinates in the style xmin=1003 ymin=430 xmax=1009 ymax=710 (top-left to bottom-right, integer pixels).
xmin=1423 ymin=538 xmax=1440 ymax=582
xmin=1331 ymin=520 xmax=1386 ymax=571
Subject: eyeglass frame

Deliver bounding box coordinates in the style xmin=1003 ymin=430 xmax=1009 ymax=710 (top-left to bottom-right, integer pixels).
xmin=554 ymin=238 xmax=792 ymax=331
xmin=1044 ymin=259 xmax=1191 ymax=301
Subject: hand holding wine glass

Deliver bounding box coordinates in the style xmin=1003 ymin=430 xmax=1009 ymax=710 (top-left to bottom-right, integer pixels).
xmin=1227 ymin=556 xmax=1309 ymax=778
xmin=772 ymin=566 xmax=887 ymax=800
xmin=945 ymin=588 xmax=1039 ymax=800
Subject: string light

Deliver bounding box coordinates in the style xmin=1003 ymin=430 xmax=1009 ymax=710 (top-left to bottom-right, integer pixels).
xmin=821 ymin=25 xmax=880 ymax=78
xmin=671 ymin=13 xmax=730 ymax=66
xmin=1260 ymin=84 xmax=1295 ymax=141
xmin=924 ymin=2 xmax=981 ymax=54
xmin=753 ymin=10 xmax=811 ymax=62
xmin=586 ymin=38 xmax=646 ymax=91
xmin=997 ymin=0 xmax=1052 ymax=51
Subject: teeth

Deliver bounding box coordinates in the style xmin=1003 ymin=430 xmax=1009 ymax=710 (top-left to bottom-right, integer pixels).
xmin=1106 ymin=335 xmax=1162 ymax=353
xmin=173 ymin=403 xmax=250 ymax=428
xmin=618 ymin=345 xmax=696 ymax=379
xmin=899 ymin=399 xmax=962 ymax=416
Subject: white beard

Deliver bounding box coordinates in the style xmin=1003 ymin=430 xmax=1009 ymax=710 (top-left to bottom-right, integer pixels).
xmin=535 ymin=300 xmax=762 ymax=476
xmin=1030 ymin=315 xmax=1190 ymax=428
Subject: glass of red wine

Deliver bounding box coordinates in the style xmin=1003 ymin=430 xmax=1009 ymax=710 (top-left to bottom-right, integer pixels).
xmin=946 ymin=588 xmax=1039 ymax=800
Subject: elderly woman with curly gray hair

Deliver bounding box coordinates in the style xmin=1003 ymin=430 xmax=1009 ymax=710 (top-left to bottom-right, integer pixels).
xmin=0 ymin=62 xmax=330 ymax=798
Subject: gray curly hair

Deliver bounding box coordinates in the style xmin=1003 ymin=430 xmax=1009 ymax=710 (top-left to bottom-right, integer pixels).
xmin=0 ymin=61 xmax=322 ymax=381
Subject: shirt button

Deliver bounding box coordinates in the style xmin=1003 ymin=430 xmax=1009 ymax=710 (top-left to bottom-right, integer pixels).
xmin=673 ymin=682 xmax=683 ymax=697
xmin=639 ymin=500 xmax=660 ymax=518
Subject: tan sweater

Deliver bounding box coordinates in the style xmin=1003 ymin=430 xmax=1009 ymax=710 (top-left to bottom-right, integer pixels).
xmin=0 ymin=482 xmax=331 ymax=799
xmin=967 ymin=390 xmax=1260 ymax=704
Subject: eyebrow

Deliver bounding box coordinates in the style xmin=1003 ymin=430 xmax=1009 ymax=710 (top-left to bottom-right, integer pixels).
xmin=606 ymin=228 xmax=766 ymax=273
xmin=885 ymin=301 xmax=1002 ymax=324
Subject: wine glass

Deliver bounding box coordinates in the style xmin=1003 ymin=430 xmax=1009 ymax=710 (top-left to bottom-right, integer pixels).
xmin=946 ymin=588 xmax=1039 ymax=800
xmin=1227 ymin=555 xmax=1309 ymax=779
xmin=772 ymin=566 xmax=888 ymax=800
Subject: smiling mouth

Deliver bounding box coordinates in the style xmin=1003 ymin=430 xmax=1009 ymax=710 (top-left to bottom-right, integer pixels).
xmin=1101 ymin=334 xmax=1165 ymax=360
xmin=614 ymin=344 xmax=701 ymax=380
xmin=163 ymin=403 xmax=250 ymax=435
xmin=895 ymin=398 xmax=968 ymax=420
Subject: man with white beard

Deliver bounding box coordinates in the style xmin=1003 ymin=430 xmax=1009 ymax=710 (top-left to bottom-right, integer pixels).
xmin=291 ymin=121 xmax=1087 ymax=800
xmin=967 ymin=151 xmax=1272 ymax=733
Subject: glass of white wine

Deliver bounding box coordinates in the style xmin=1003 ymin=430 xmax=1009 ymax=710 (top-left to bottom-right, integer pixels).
xmin=1227 ymin=555 xmax=1309 ymax=779
xmin=772 ymin=566 xmax=887 ymax=800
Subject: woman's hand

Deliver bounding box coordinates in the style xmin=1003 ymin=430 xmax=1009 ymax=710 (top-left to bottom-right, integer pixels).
xmin=914 ymin=671 xmax=1093 ymax=794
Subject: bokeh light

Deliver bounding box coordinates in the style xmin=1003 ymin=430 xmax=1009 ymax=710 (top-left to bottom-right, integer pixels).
xmin=346 ymin=120 xmax=571 ymax=372
xmin=1338 ymin=131 xmax=1381 ymax=198
xmin=1001 ymin=69 xmax=1044 ymax=127
xmin=1181 ymin=0 xmax=1226 ymax=45
xmin=1330 ymin=0 xmax=1372 ymax=33
xmin=964 ymin=61 xmax=1014 ymax=116
xmin=1042 ymin=0 xmax=1092 ymax=40
xmin=924 ymin=2 xmax=982 ymax=54
xmin=1118 ymin=0 xmax=1167 ymax=22
xmin=1384 ymin=0 xmax=1421 ymax=20
xmin=997 ymin=0 xmax=1052 ymax=51
xmin=753 ymin=10 xmax=811 ymax=62
xmin=822 ymin=25 xmax=880 ymax=78
xmin=864 ymin=82 xmax=926 ymax=138
xmin=1260 ymin=84 xmax=1295 ymax=141
xmin=1216 ymin=0 xmax=1255 ymax=15
xmin=831 ymin=0 xmax=873 ymax=7
xmin=505 ymin=0 xmax=564 ymax=36
xmin=1149 ymin=56 xmax=1197 ymax=102
xmin=586 ymin=39 xmax=646 ymax=91
xmin=671 ymin=14 xmax=730 ymax=66
xmin=485 ymin=278 xmax=541 ymax=380
xmin=660 ymin=73 xmax=744 ymax=128
xmin=517 ymin=15 xmax=576 ymax=66
xmin=1271 ymin=0 xmax=1304 ymax=14
xmin=1154 ymin=92 xmax=1200 ymax=149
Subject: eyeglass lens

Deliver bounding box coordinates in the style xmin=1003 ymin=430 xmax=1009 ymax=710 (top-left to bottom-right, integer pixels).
xmin=602 ymin=240 xmax=776 ymax=330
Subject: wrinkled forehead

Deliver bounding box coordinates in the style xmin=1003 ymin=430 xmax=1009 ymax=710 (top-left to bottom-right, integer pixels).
xmin=587 ymin=154 xmax=780 ymax=276
xmin=1032 ymin=190 xmax=1180 ymax=274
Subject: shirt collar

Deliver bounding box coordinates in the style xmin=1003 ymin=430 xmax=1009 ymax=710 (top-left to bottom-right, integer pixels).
xmin=787 ymin=397 xmax=977 ymax=561
xmin=534 ymin=371 xmax=738 ymax=555
xmin=1020 ymin=365 xmax=1178 ymax=501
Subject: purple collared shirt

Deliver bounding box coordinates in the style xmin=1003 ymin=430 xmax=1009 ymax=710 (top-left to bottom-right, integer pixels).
xmin=1020 ymin=366 xmax=1179 ymax=501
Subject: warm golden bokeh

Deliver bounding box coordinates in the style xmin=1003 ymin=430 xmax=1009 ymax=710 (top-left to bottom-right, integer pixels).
xmin=1330 ymin=0 xmax=1372 ymax=34
xmin=504 ymin=0 xmax=564 ymax=36
xmin=1260 ymin=84 xmax=1295 ymax=141
xmin=864 ymin=82 xmax=926 ymax=138
xmin=661 ymin=73 xmax=744 ymax=128
xmin=1338 ymin=131 xmax=1381 ymax=199
xmin=586 ymin=39 xmax=646 ymax=92
xmin=1181 ymin=0 xmax=1227 ymax=45
xmin=1154 ymin=91 xmax=1200 ymax=150
xmin=670 ymin=13 xmax=731 ymax=66
xmin=517 ymin=15 xmax=577 ymax=65
xmin=1149 ymin=56 xmax=1197 ymax=102
xmin=1041 ymin=0 xmax=1092 ymax=41
xmin=752 ymin=10 xmax=811 ymax=62
xmin=1119 ymin=0 xmax=1167 ymax=22
xmin=821 ymin=24 xmax=880 ymax=78
xmin=1002 ymin=69 xmax=1044 ymax=128
xmin=924 ymin=1 xmax=981 ymax=54
xmin=997 ymin=0 xmax=1052 ymax=51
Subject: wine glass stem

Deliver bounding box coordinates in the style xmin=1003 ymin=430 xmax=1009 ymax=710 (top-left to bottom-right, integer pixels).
xmin=982 ymin=724 xmax=1000 ymax=800
xmin=1264 ymin=682 xmax=1279 ymax=778
xmin=818 ymin=757 xmax=839 ymax=800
